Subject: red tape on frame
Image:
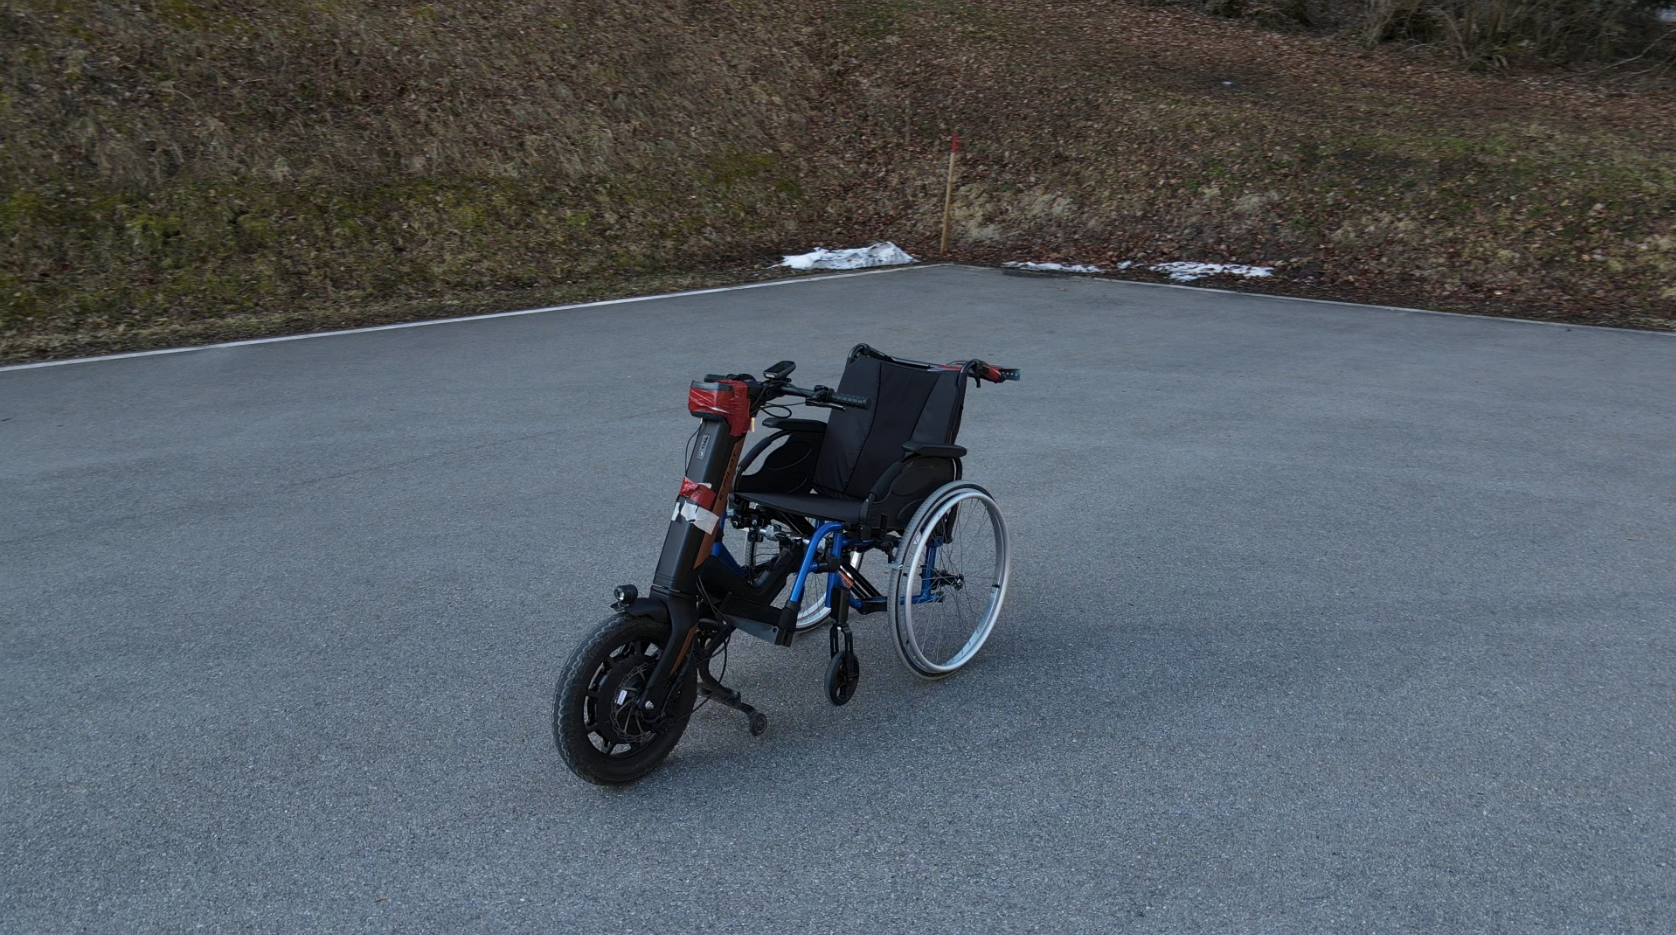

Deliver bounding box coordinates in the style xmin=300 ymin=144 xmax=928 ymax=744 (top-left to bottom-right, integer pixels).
xmin=686 ymin=380 xmax=751 ymax=437
xmin=678 ymin=477 xmax=717 ymax=511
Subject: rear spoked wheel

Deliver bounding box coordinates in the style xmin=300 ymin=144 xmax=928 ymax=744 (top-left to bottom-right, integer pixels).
xmin=793 ymin=582 xmax=832 ymax=631
xmin=553 ymin=613 xmax=696 ymax=785
xmin=888 ymin=483 xmax=1009 ymax=679
xmin=788 ymin=551 xmax=866 ymax=633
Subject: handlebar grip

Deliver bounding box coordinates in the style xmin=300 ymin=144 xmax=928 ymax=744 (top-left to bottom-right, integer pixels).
xmin=781 ymin=383 xmax=870 ymax=409
xmin=970 ymin=361 xmax=1020 ymax=384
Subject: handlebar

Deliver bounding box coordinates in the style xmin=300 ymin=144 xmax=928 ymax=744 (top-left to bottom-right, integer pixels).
xmin=778 ymin=383 xmax=870 ymax=410
xmin=747 ymin=358 xmax=871 ymax=409
xmin=753 ymin=355 xmax=1024 ymax=411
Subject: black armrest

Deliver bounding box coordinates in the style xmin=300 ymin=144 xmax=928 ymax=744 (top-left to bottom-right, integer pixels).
xmin=762 ymin=416 xmax=827 ymax=433
xmin=903 ymin=440 xmax=966 ymax=459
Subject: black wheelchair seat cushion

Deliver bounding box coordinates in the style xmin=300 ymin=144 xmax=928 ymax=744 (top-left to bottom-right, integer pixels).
xmin=743 ymin=491 xmax=869 ymax=526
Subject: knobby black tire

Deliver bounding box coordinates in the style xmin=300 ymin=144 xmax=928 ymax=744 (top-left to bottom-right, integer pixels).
xmin=553 ymin=613 xmax=697 ymax=785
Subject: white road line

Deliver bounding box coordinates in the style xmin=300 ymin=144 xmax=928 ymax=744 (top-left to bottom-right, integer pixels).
xmin=7 ymin=261 xmax=1669 ymax=374
xmin=0 ymin=263 xmax=936 ymax=373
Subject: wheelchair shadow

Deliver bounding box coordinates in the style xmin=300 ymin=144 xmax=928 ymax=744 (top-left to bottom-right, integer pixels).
xmin=642 ymin=621 xmax=1008 ymax=779
xmin=635 ymin=567 xmax=1380 ymax=790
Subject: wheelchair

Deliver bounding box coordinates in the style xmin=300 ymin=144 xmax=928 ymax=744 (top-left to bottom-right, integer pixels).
xmin=553 ymin=344 xmax=1020 ymax=784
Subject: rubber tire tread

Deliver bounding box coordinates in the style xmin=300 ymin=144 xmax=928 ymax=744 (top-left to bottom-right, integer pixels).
xmin=553 ymin=613 xmax=697 ymax=785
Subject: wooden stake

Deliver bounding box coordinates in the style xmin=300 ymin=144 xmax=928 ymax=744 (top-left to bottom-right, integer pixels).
xmin=940 ymin=133 xmax=959 ymax=255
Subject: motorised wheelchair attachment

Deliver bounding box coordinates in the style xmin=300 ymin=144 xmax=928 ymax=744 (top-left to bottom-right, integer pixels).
xmin=552 ymin=344 xmax=1020 ymax=785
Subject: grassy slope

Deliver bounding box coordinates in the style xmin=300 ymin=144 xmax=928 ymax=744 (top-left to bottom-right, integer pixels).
xmin=815 ymin=1 xmax=1676 ymax=321
xmin=4 ymin=0 xmax=1674 ymax=362
xmin=2 ymin=0 xmax=826 ymax=359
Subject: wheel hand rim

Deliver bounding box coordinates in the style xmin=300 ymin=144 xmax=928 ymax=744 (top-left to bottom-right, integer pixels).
xmin=896 ymin=488 xmax=1007 ymax=676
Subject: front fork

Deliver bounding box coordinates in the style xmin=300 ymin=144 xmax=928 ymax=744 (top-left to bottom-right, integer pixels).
xmin=639 ymin=598 xmax=701 ymax=715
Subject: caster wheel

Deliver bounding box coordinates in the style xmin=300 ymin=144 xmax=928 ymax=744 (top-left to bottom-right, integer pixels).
xmin=826 ymin=649 xmax=860 ymax=706
xmin=748 ymin=711 xmax=769 ymax=737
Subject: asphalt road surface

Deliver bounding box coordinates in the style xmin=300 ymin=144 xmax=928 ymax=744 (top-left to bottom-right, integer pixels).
xmin=4 ymin=265 xmax=1674 ymax=933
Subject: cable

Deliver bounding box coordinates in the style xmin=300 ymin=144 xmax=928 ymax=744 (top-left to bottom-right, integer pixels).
xmin=682 ymin=424 xmax=700 ymax=467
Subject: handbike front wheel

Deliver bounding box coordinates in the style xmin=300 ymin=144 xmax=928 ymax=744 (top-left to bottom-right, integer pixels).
xmin=888 ymin=483 xmax=1010 ymax=679
xmin=553 ymin=613 xmax=696 ymax=785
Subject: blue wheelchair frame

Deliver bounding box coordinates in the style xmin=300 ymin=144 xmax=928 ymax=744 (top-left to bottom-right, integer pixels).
xmin=711 ymin=518 xmax=945 ymax=617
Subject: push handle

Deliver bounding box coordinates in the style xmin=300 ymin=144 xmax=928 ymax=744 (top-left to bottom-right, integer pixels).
xmin=968 ymin=360 xmax=1020 ymax=384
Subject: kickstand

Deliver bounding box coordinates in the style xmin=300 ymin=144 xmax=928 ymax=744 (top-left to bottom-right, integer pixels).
xmin=699 ymin=650 xmax=769 ymax=736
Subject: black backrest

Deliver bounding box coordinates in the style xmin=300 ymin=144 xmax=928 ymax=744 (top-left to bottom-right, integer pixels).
xmin=812 ymin=348 xmax=968 ymax=499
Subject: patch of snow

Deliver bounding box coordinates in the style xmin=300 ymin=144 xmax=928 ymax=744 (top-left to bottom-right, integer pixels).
xmin=1003 ymin=261 xmax=1105 ymax=273
xmin=780 ymin=242 xmax=916 ymax=271
xmin=1150 ymin=262 xmax=1273 ymax=282
xmin=1660 ymin=8 xmax=1676 ymax=24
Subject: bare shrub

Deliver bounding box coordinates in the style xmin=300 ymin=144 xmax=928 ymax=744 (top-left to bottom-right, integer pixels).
xmin=1361 ymin=0 xmax=1671 ymax=66
xmin=1191 ymin=0 xmax=1674 ymax=65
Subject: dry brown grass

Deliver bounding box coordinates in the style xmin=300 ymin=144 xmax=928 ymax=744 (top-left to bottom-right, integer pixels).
xmin=2 ymin=0 xmax=823 ymax=356
xmin=4 ymin=0 xmax=1675 ymax=362
xmin=806 ymin=1 xmax=1676 ymax=323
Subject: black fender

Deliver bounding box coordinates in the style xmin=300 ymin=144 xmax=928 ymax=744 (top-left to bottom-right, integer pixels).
xmin=620 ymin=595 xmax=671 ymax=625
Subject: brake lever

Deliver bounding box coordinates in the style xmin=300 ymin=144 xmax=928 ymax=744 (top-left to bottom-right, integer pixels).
xmin=802 ymin=385 xmax=843 ymax=411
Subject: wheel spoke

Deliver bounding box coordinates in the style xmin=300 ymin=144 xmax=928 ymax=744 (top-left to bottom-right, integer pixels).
xmin=555 ymin=616 xmax=698 ymax=783
xmin=892 ymin=487 xmax=1008 ymax=677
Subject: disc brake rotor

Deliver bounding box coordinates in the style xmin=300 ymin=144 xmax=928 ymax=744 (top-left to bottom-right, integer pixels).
xmin=596 ymin=654 xmax=657 ymax=745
